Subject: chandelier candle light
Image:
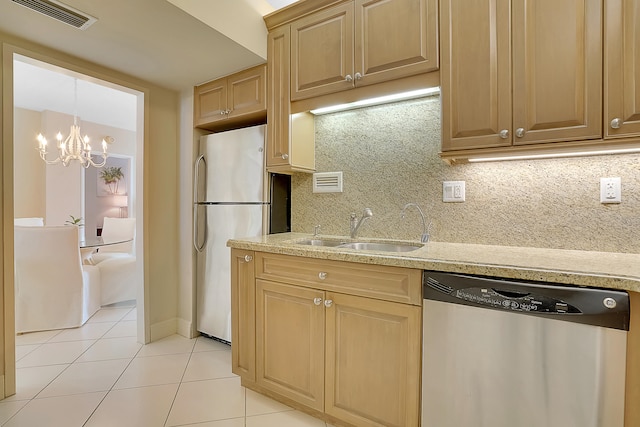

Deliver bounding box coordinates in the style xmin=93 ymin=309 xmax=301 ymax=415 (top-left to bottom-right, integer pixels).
xmin=37 ymin=79 xmax=109 ymax=168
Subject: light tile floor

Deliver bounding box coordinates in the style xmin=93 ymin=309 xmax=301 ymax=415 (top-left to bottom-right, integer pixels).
xmin=3 ymin=303 xmax=333 ymax=426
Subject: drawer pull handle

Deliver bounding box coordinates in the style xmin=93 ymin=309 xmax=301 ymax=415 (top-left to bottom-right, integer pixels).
xmin=318 ymin=272 xmax=327 ymax=280
xmin=243 ymin=255 xmax=253 ymax=262
xmin=611 ymin=118 xmax=622 ymax=129
xmin=324 ymin=299 xmax=333 ymax=308
xmin=313 ymin=297 xmax=323 ymax=306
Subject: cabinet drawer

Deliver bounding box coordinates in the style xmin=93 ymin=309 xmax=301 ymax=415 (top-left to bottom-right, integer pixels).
xmin=255 ymin=252 xmax=421 ymax=305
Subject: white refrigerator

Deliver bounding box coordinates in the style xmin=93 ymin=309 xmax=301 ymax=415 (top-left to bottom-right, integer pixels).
xmin=193 ymin=125 xmax=267 ymax=342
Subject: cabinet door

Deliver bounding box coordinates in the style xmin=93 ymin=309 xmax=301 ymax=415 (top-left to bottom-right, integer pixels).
xmin=355 ymin=0 xmax=438 ymax=87
xmin=227 ymin=65 xmax=267 ymax=120
xmin=231 ymin=249 xmax=256 ymax=382
xmin=325 ymin=292 xmax=421 ymax=427
xmin=605 ymin=0 xmax=640 ymax=138
xmin=194 ymin=78 xmax=228 ymax=127
xmin=266 ymin=26 xmax=292 ymax=168
xmin=256 ymin=280 xmax=325 ymax=411
xmin=511 ymin=0 xmax=602 ymax=145
xmin=440 ymin=0 xmax=512 ymax=151
xmin=291 ymin=2 xmax=354 ymax=100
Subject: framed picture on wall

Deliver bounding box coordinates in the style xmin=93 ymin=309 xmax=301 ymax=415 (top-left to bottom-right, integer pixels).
xmin=97 ymin=162 xmax=128 ymax=197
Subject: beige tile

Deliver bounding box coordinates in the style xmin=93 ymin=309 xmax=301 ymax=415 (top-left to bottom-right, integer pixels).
xmin=246 ymin=410 xmax=327 ymax=427
xmin=102 ymin=320 xmax=136 ymax=338
xmin=165 ymin=377 xmax=245 ymax=426
xmin=114 ymin=353 xmax=190 ymax=389
xmin=38 ymin=359 xmax=130 ymax=398
xmin=15 ymin=330 xmax=61 ymax=345
xmin=245 ymin=388 xmax=292 ymax=417
xmin=182 ymin=350 xmax=235 ymax=382
xmin=194 ymin=336 xmax=231 ymax=352
xmin=180 ymin=419 xmax=245 ymax=427
xmin=48 ymin=322 xmax=116 ymax=342
xmin=88 ymin=307 xmax=131 ymax=323
xmin=75 ymin=336 xmax=141 ymax=362
xmin=122 ymin=307 xmax=137 ymax=321
xmin=136 ymin=334 xmax=196 ymax=357
xmin=5 ymin=365 xmax=69 ymax=401
xmin=85 ymin=383 xmax=178 ymax=427
xmin=3 ymin=391 xmax=106 ymax=427
xmin=16 ymin=340 xmax=95 ymax=368
xmin=0 ymin=400 xmax=28 ymax=425
xmin=15 ymin=344 xmax=40 ymax=361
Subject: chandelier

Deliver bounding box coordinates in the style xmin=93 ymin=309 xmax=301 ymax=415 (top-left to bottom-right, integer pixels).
xmin=37 ymin=79 xmax=109 ymax=168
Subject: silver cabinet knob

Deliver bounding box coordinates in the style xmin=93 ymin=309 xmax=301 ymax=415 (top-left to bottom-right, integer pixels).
xmin=313 ymin=297 xmax=323 ymax=306
xmin=515 ymin=128 xmax=525 ymax=138
xmin=324 ymin=299 xmax=333 ymax=308
xmin=281 ymin=153 xmax=289 ymax=160
xmin=499 ymin=129 xmax=509 ymax=139
xmin=354 ymin=72 xmax=362 ymax=80
xmin=345 ymin=74 xmax=353 ymax=82
xmin=318 ymin=272 xmax=327 ymax=280
xmin=243 ymin=255 xmax=253 ymax=262
xmin=611 ymin=118 xmax=622 ymax=129
xmin=220 ymin=111 xmax=226 ymax=115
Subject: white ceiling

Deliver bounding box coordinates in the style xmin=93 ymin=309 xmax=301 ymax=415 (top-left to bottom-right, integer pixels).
xmin=2 ymin=0 xmax=298 ymax=130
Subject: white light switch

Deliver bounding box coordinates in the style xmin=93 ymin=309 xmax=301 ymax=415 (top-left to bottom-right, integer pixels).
xmin=600 ymin=177 xmax=621 ymax=204
xmin=443 ymin=181 xmax=465 ymax=202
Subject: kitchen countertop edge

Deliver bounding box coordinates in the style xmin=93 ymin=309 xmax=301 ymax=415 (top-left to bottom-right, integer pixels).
xmin=227 ymin=233 xmax=640 ymax=293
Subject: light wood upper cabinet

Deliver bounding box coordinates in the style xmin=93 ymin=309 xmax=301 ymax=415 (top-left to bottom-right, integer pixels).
xmin=194 ymin=64 xmax=267 ymax=131
xmin=605 ymin=0 xmax=640 ymax=139
xmin=266 ymin=26 xmax=316 ymax=174
xmin=291 ymin=0 xmax=438 ymax=101
xmin=441 ymin=0 xmax=602 ymax=152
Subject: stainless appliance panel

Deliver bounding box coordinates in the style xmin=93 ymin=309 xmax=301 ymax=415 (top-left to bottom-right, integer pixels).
xmin=196 ymin=204 xmax=265 ymax=341
xmin=422 ymin=300 xmax=627 ymax=427
xmin=196 ymin=125 xmax=266 ymax=203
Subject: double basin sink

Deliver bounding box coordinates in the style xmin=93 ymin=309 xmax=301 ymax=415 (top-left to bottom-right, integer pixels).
xmin=295 ymin=238 xmax=423 ymax=253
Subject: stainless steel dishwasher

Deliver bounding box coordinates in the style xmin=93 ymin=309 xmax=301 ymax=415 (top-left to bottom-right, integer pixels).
xmin=422 ymin=270 xmax=630 ymax=427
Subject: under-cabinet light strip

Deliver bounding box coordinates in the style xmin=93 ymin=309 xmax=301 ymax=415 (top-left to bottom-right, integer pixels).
xmin=310 ymin=87 xmax=440 ymax=115
xmin=467 ymin=147 xmax=640 ymax=163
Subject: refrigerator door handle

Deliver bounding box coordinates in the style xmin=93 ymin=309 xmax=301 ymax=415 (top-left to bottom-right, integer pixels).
xmin=194 ymin=154 xmax=206 ymax=203
xmin=193 ymin=205 xmax=207 ymax=252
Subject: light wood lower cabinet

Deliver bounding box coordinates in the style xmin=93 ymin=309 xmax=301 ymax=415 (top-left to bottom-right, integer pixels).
xmin=231 ymin=249 xmax=422 ymax=427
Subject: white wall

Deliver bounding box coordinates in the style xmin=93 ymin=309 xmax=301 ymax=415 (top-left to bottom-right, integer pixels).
xmin=13 ymin=108 xmax=45 ymax=219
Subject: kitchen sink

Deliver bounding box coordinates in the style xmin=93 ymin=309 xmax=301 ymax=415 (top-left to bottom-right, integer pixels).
xmin=295 ymin=238 xmax=422 ymax=252
xmin=296 ymin=238 xmax=347 ymax=247
xmin=338 ymin=242 xmax=422 ymax=252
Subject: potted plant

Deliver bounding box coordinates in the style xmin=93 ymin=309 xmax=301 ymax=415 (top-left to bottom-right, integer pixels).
xmin=100 ymin=166 xmax=124 ymax=195
xmin=65 ymin=215 xmax=85 ymax=241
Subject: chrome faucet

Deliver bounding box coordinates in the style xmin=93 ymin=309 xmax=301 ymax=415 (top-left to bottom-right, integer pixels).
xmin=350 ymin=208 xmax=373 ymax=239
xmin=401 ymin=203 xmax=431 ymax=243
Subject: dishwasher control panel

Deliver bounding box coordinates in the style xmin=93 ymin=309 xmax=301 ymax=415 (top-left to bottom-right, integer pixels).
xmin=455 ymin=287 xmax=581 ymax=314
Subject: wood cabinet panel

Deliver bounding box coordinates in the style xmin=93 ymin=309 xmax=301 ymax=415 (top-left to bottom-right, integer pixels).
xmin=230 ymin=249 xmax=256 ymax=382
xmin=605 ymin=0 xmax=640 ymax=139
xmin=355 ymin=0 xmax=438 ymax=86
xmin=511 ymin=0 xmax=601 ymax=145
xmin=194 ymin=64 xmax=266 ymax=131
xmin=441 ymin=0 xmax=602 ymax=153
xmin=256 ymin=252 xmax=422 ymax=305
xmin=440 ymin=0 xmax=511 ymax=151
xmin=291 ymin=2 xmax=354 ymax=100
xmin=325 ymin=292 xmax=421 ymax=427
xmin=256 ymin=280 xmax=325 ymax=411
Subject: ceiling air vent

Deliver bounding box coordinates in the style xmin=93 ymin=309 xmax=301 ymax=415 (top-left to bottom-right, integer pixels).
xmin=313 ymin=172 xmax=343 ymax=193
xmin=11 ymin=0 xmax=98 ymax=30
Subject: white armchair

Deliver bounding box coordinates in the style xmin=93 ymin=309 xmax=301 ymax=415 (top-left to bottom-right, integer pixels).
xmin=14 ymin=217 xmax=44 ymax=226
xmin=14 ymin=225 xmax=101 ymax=333
xmin=93 ymin=217 xmax=137 ymax=305
xmin=91 ymin=217 xmax=136 ymax=264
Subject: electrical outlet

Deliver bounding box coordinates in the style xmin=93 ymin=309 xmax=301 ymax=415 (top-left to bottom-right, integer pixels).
xmin=600 ymin=177 xmax=621 ymax=204
xmin=443 ymin=181 xmax=465 ymax=202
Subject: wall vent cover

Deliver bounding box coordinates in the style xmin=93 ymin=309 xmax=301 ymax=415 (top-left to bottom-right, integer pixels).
xmin=11 ymin=0 xmax=98 ymax=30
xmin=313 ymin=172 xmax=343 ymax=193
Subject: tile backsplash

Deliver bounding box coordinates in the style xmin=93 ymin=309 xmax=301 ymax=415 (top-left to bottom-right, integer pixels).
xmin=291 ymin=96 xmax=640 ymax=253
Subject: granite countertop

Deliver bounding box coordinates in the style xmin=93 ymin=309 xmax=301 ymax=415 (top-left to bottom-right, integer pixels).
xmin=227 ymin=233 xmax=640 ymax=293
